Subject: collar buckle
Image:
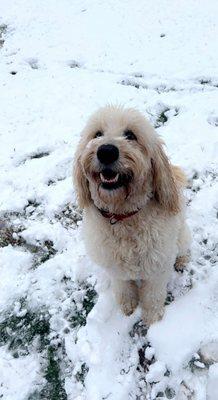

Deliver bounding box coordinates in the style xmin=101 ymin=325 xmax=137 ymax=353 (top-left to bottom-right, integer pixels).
xmin=109 ymin=216 xmax=118 ymax=225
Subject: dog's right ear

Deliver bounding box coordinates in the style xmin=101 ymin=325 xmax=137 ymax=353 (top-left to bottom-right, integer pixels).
xmin=73 ymin=142 xmax=91 ymax=209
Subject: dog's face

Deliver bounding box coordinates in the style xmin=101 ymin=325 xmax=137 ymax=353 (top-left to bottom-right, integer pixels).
xmin=74 ymin=106 xmax=179 ymax=214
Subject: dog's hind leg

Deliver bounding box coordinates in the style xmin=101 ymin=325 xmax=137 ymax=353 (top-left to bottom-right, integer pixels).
xmin=175 ymin=222 xmax=191 ymax=271
xmin=112 ymin=280 xmax=139 ymax=316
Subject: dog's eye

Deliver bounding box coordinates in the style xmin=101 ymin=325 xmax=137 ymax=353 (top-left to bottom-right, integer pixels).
xmin=94 ymin=131 xmax=103 ymax=139
xmin=124 ymin=130 xmax=137 ymax=141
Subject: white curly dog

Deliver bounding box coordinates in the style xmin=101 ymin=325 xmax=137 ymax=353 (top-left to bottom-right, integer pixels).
xmin=73 ymin=105 xmax=190 ymax=326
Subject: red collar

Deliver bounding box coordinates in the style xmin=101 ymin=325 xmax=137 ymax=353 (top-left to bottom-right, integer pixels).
xmin=99 ymin=208 xmax=140 ymax=225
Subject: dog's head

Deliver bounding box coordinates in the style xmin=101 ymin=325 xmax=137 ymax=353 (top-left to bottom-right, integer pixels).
xmin=73 ymin=106 xmax=179 ymax=214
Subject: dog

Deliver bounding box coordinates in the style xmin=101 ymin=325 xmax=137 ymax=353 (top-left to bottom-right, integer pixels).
xmin=73 ymin=105 xmax=190 ymax=326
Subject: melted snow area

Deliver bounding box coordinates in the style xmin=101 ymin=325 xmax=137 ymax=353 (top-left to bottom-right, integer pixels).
xmin=0 ymin=1 xmax=218 ymax=399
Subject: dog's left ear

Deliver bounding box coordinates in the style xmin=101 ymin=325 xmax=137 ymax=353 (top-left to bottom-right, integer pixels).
xmin=151 ymin=140 xmax=180 ymax=214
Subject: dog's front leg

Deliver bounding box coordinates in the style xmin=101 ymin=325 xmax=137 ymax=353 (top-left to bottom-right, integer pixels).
xmin=112 ymin=279 xmax=139 ymax=316
xmin=139 ymin=275 xmax=168 ymax=327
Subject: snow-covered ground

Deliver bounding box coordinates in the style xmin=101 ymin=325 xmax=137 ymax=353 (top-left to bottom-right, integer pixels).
xmin=0 ymin=1 xmax=218 ymax=399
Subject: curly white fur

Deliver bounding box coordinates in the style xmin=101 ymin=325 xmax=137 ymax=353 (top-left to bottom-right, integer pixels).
xmin=73 ymin=105 xmax=191 ymax=326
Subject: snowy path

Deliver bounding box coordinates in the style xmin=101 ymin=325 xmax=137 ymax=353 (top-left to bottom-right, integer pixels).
xmin=0 ymin=1 xmax=218 ymax=399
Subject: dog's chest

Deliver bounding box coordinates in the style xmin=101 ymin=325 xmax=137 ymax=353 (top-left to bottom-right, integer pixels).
xmin=83 ymin=208 xmax=178 ymax=279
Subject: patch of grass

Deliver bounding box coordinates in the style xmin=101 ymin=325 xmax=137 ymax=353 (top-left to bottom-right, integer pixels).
xmin=69 ymin=60 xmax=81 ymax=68
xmin=137 ymin=345 xmax=151 ymax=372
xmin=27 ymin=58 xmax=39 ymax=70
xmin=55 ymin=203 xmax=82 ymax=228
xmin=165 ymin=292 xmax=174 ymax=305
xmin=120 ymin=78 xmax=179 ymax=94
xmin=69 ymin=285 xmax=97 ymax=328
xmin=47 ymin=177 xmax=66 ymax=186
xmin=129 ymin=320 xmax=152 ymax=374
xmin=0 ymin=24 xmax=7 ymax=34
xmin=198 ymin=78 xmax=218 ymax=88
xmin=0 ymin=303 xmax=68 ymax=399
xmin=165 ymin=387 xmax=176 ymax=398
xmin=199 ymin=78 xmax=212 ymax=85
xmin=31 ymin=152 xmax=49 ymax=159
xmin=154 ymin=107 xmax=170 ymax=128
xmin=156 ymin=392 xmax=164 ymax=398
xmin=155 ymin=84 xmax=176 ymax=93
xmin=0 ymin=196 xmax=95 ymax=399
xmin=24 ymin=200 xmax=41 ymax=211
xmin=147 ymin=104 xmax=179 ymax=128
xmin=0 ymin=24 xmax=7 ymax=48
xmin=29 ymin=151 xmax=50 ymax=160
xmin=15 ymin=237 xmax=58 ymax=267
xmin=0 ymin=306 xmax=50 ymax=356
xmin=34 ymin=240 xmax=58 ymax=265
xmin=0 ymin=218 xmax=58 ymax=266
xmin=75 ymin=362 xmax=89 ymax=385
xmin=27 ymin=345 xmax=68 ymax=400
xmin=0 ymin=200 xmax=42 ymax=239
xmin=120 ymin=78 xmax=147 ymax=90
xmin=129 ymin=319 xmax=148 ymax=339
xmin=133 ymin=72 xmax=144 ymax=78
xmin=60 ymin=277 xmax=97 ymax=329
xmin=0 ymin=292 xmax=93 ymax=398
xmin=188 ymin=354 xmax=207 ymax=373
xmin=17 ymin=151 xmax=50 ymax=166
xmin=208 ymin=115 xmax=218 ymax=127
xmin=39 ymin=346 xmax=67 ymax=400
xmin=28 ymin=392 xmax=42 ymax=400
xmin=0 ymin=219 xmax=25 ymax=247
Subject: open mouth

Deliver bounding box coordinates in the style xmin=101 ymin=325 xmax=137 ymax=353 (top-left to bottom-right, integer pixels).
xmin=99 ymin=168 xmax=132 ymax=190
xmin=100 ymin=169 xmax=120 ymax=189
xmin=100 ymin=172 xmax=119 ymax=184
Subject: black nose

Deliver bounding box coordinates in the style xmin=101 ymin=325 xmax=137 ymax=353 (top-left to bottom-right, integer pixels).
xmin=97 ymin=144 xmax=119 ymax=165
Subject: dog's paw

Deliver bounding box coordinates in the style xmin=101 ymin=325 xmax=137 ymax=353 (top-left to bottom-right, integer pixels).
xmin=175 ymin=254 xmax=190 ymax=272
xmin=142 ymin=306 xmax=164 ymax=327
xmin=120 ymin=295 xmax=139 ymax=316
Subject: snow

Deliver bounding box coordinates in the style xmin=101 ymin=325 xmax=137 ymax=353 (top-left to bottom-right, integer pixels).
xmin=148 ymin=269 xmax=218 ymax=371
xmin=207 ymin=364 xmax=218 ymax=400
xmin=0 ymin=0 xmax=218 ymax=399
xmin=0 ymin=347 xmax=42 ymax=400
xmin=146 ymin=361 xmax=166 ymax=383
xmin=0 ymin=247 xmax=32 ymax=309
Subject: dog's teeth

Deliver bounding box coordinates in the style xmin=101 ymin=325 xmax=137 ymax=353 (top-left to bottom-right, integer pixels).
xmin=100 ymin=173 xmax=119 ymax=183
xmin=100 ymin=173 xmax=104 ymax=182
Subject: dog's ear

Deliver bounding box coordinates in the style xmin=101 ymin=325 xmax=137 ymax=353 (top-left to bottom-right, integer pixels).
xmin=73 ymin=143 xmax=91 ymax=209
xmin=151 ymin=140 xmax=180 ymax=214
